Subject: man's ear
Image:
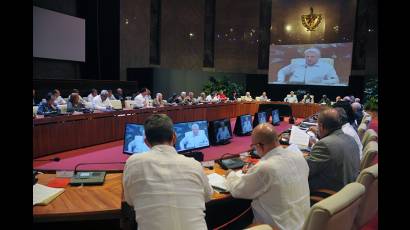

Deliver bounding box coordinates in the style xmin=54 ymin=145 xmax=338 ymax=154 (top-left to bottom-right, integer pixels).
xmin=144 ymin=138 xmax=152 ymax=148
xmin=171 ymin=132 xmax=177 ymax=146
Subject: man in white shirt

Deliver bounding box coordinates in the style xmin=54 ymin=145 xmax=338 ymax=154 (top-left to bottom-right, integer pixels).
xmin=244 ymin=92 xmax=253 ymax=101
xmin=127 ymin=134 xmax=150 ymax=153
xmin=179 ymin=124 xmax=209 ymax=150
xmin=92 ymin=90 xmax=112 ymax=111
xmin=226 ymin=123 xmax=310 ymax=229
xmin=259 ymin=92 xmax=269 ymax=101
xmin=277 ymin=47 xmax=339 ymax=85
xmin=134 ymin=88 xmax=150 ymax=108
xmin=216 ymin=122 xmax=231 ymax=142
xmin=87 ymin=88 xmax=98 ymax=102
xmin=242 ymin=116 xmax=253 ymax=133
xmin=52 ymin=89 xmax=66 ymax=105
xmin=205 ymin=92 xmax=219 ymax=102
xmin=283 ymin=91 xmax=298 ymax=103
xmin=123 ymin=114 xmax=213 ymax=230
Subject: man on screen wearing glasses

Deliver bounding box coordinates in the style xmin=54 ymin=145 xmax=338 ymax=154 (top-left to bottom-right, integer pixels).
xmin=277 ymin=47 xmax=339 ymax=85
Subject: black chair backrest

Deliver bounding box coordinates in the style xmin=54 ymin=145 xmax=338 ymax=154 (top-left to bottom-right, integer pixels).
xmin=205 ymin=196 xmax=253 ymax=230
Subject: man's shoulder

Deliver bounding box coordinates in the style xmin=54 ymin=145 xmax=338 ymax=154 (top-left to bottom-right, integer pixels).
xmin=126 ymin=151 xmax=150 ymax=162
xmin=318 ymin=61 xmax=334 ymax=69
xmin=318 ymin=130 xmax=357 ymax=149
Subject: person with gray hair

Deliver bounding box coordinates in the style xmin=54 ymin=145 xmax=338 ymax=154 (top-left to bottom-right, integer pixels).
xmin=351 ymin=101 xmax=364 ymax=125
xmin=180 ymin=91 xmax=187 ymax=100
xmin=306 ymin=108 xmax=360 ymax=192
xmin=197 ymin=92 xmax=207 ymax=103
xmin=92 ymin=89 xmax=113 ymax=111
xmin=284 ymin=91 xmax=298 ymax=103
xmin=179 ymin=123 xmax=209 ymax=150
xmin=225 ymin=123 xmax=310 ymax=229
xmin=152 ymin=92 xmax=166 ymax=107
xmin=277 ymin=47 xmax=339 ymax=85
xmin=123 ymin=114 xmax=213 ymax=230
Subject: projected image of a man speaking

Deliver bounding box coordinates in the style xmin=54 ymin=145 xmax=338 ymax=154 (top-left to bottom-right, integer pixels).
xmin=276 ymin=47 xmax=339 ymax=85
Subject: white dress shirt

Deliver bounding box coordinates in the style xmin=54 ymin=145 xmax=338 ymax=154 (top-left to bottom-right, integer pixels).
xmin=55 ymin=96 xmax=66 ymax=105
xmin=277 ymin=61 xmax=339 ymax=85
xmin=87 ymin=93 xmax=96 ymax=102
xmin=259 ymin=95 xmax=268 ymax=101
xmin=179 ymin=131 xmax=209 ymax=150
xmin=134 ymin=93 xmax=145 ymax=108
xmin=226 ymin=146 xmax=310 ymax=230
xmin=342 ymin=123 xmax=363 ymax=160
xmin=123 ymin=145 xmax=213 ymax=230
xmin=244 ymin=96 xmax=253 ymax=102
xmin=284 ymin=95 xmax=298 ymax=103
xmin=92 ymin=95 xmax=112 ymax=110
xmin=127 ymin=136 xmax=150 ymax=153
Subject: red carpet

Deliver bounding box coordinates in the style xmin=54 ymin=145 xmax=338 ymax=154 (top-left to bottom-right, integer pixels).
xmin=33 ymin=118 xmax=301 ymax=171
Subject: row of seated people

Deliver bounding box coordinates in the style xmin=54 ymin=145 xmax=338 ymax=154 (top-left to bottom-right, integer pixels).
xmin=34 ymin=88 xmax=364 ymax=120
xmin=122 ymin=103 xmax=373 ymax=229
xmin=283 ymin=90 xmax=363 ymax=106
xmin=33 ymin=88 xmax=272 ymax=115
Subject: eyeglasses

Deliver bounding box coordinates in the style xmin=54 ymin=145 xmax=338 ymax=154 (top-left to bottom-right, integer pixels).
xmin=250 ymin=143 xmax=264 ymax=148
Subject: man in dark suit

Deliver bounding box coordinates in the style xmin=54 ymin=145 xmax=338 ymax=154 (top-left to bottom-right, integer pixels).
xmin=306 ymin=108 xmax=360 ymax=192
xmin=115 ymin=88 xmax=125 ymax=101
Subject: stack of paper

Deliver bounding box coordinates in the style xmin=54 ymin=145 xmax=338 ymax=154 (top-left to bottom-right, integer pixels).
xmin=289 ymin=125 xmax=310 ymax=147
xmin=33 ymin=184 xmax=65 ymax=206
xmin=207 ymin=173 xmax=228 ymax=191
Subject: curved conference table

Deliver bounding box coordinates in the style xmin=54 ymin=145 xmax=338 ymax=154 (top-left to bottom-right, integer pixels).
xmin=33 ymin=101 xmax=324 ymax=158
xmin=34 ymin=101 xmax=321 ymax=228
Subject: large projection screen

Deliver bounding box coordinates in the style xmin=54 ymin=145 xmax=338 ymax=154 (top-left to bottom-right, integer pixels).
xmin=268 ymin=43 xmax=353 ymax=86
xmin=33 ymin=6 xmax=85 ymax=62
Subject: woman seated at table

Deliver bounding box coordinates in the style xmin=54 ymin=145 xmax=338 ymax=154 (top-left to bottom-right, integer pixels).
xmin=67 ymin=93 xmax=86 ymax=113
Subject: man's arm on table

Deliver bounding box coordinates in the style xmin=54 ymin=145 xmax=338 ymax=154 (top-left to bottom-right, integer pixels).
xmin=225 ymin=163 xmax=270 ymax=199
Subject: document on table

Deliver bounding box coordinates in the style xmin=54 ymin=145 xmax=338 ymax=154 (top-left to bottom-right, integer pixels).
xmin=207 ymin=173 xmax=228 ymax=191
xmin=33 ymin=183 xmax=65 ymax=206
xmin=286 ymin=144 xmax=305 ymax=157
xmin=289 ymin=125 xmax=310 ymax=147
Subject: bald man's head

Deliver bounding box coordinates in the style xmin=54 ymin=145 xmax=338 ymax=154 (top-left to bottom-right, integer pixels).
xmin=251 ymin=123 xmax=280 ymax=156
xmin=317 ymin=108 xmax=342 ymax=138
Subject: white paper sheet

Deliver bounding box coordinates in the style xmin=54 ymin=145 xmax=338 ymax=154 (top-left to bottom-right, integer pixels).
xmin=289 ymin=125 xmax=310 ymax=147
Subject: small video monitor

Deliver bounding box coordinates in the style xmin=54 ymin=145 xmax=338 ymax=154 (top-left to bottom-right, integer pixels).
xmin=209 ymin=118 xmax=232 ymax=145
xmin=234 ymin=114 xmax=253 ymax=136
xmin=123 ymin=123 xmax=150 ymax=154
xmin=253 ymin=111 xmax=267 ymax=127
xmin=174 ymin=120 xmax=210 ymax=152
xmin=272 ymin=109 xmax=280 ymax=126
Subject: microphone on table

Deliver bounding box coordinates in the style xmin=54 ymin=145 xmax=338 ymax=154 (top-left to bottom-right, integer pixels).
xmin=73 ymin=162 xmax=126 ymax=174
xmin=70 ymin=162 xmax=127 ymax=186
xmin=33 ymin=157 xmax=61 ymax=162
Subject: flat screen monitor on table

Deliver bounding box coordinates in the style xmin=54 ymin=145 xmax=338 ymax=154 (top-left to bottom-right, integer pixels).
xmin=123 ymin=123 xmax=150 ymax=155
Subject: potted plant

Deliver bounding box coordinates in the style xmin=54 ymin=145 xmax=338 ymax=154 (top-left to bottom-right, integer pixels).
xmin=363 ymin=77 xmax=378 ymax=117
xmin=203 ymin=76 xmax=244 ymax=98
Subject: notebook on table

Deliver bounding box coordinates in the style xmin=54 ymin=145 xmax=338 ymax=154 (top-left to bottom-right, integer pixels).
xmin=33 ymin=184 xmax=65 ymax=206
